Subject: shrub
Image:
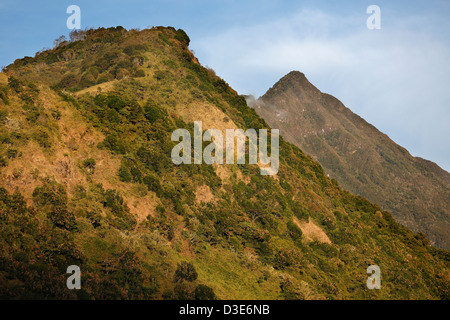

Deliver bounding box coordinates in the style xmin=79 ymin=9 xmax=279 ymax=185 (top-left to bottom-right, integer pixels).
xmin=123 ymin=44 xmax=147 ymax=56
xmin=174 ymin=261 xmax=198 ymax=282
xmin=82 ymin=158 xmax=96 ymax=172
xmin=32 ymin=180 xmax=75 ymax=230
xmin=137 ymin=146 xmax=172 ymax=172
xmin=287 ymin=221 xmax=303 ymax=243
xmin=58 ymin=73 xmax=79 ymax=89
xmin=130 ymin=166 xmax=142 ymax=183
xmin=48 ymin=206 xmax=76 ymax=230
xmin=175 ymin=29 xmax=190 ymax=46
xmin=194 ymin=284 xmax=216 ymax=300
xmin=133 ymin=69 xmax=146 ymax=77
xmin=156 ymin=205 xmax=165 ymax=214
xmin=0 ymin=156 xmax=7 ymax=167
xmin=125 ymin=100 xmax=144 ymax=123
xmin=154 ymin=70 xmax=171 ymax=82
xmin=291 ymin=202 xmax=309 ymax=221
xmin=173 ymin=199 xmax=185 ymax=215
xmin=273 ymin=249 xmax=302 ymax=270
xmin=173 ymin=281 xmax=194 ymax=300
xmin=93 ymin=51 xmax=119 ymax=70
xmin=103 ymin=189 xmax=136 ymax=230
xmin=0 ymin=85 xmax=9 ymax=104
xmin=280 ymin=278 xmax=306 ymax=300
xmin=25 ymin=106 xmax=41 ymax=123
xmin=32 ymin=180 xmax=68 ymax=208
xmin=94 ymin=93 xmax=128 ymax=111
xmin=86 ymin=210 xmax=102 ymax=228
xmin=43 ymin=52 xmax=59 ymax=65
xmin=99 ymin=134 xmax=127 ymax=154
xmin=51 ymin=109 xmax=61 ymax=120
xmin=0 ymin=110 xmax=7 ymax=122
xmin=118 ymin=164 xmax=132 ymax=182
xmin=8 ymin=76 xmax=21 ymax=93
xmin=143 ymin=100 xmax=167 ymax=123
xmin=79 ymin=72 xmax=96 ymax=88
xmin=103 ymin=189 xmax=124 ymax=213
xmin=32 ymin=129 xmax=52 ymax=149
xmin=6 ymin=149 xmax=18 ymax=159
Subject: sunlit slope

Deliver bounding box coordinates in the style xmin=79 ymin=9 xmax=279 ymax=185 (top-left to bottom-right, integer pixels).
xmin=0 ymin=27 xmax=448 ymax=299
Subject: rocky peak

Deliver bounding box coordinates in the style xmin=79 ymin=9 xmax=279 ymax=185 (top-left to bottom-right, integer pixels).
xmin=261 ymin=70 xmax=321 ymax=101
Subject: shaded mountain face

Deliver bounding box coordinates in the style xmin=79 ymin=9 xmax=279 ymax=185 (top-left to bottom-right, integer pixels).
xmin=253 ymin=71 xmax=450 ymax=249
xmin=0 ymin=28 xmax=448 ymax=300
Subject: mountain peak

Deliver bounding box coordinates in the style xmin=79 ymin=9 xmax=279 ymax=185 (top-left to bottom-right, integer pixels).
xmin=279 ymin=70 xmax=318 ymax=89
xmin=284 ymin=70 xmax=306 ymax=79
xmin=261 ymin=70 xmax=321 ymax=101
xmin=255 ymin=70 xmax=450 ymax=250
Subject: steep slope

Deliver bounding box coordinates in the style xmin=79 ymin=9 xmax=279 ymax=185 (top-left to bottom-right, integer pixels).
xmin=253 ymin=71 xmax=450 ymax=249
xmin=0 ymin=28 xmax=448 ymax=300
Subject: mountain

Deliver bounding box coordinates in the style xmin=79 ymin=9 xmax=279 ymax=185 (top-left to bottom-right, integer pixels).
xmin=0 ymin=27 xmax=448 ymax=300
xmin=251 ymin=71 xmax=450 ymax=249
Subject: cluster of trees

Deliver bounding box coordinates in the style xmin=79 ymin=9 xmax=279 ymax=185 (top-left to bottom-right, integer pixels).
xmin=167 ymin=262 xmax=216 ymax=300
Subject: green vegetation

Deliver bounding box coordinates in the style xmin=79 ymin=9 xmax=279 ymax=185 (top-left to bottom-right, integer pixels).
xmin=0 ymin=26 xmax=448 ymax=300
xmin=174 ymin=262 xmax=198 ymax=282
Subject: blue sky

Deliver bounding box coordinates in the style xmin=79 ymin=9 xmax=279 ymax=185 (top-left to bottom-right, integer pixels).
xmin=1 ymin=0 xmax=449 ymax=171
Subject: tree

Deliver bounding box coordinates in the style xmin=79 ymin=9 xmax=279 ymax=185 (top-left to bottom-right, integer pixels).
xmin=69 ymin=29 xmax=86 ymax=42
xmin=54 ymin=35 xmax=67 ymax=48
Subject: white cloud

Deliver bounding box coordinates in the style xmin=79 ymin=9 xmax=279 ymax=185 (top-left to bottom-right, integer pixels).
xmin=191 ymin=8 xmax=450 ymax=171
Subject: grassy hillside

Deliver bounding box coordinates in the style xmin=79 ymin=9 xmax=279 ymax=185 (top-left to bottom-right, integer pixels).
xmin=0 ymin=27 xmax=448 ymax=300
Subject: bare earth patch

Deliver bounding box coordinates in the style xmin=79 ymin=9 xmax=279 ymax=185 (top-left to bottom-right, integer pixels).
xmin=176 ymin=102 xmax=238 ymax=133
xmin=293 ymin=216 xmax=331 ymax=244
xmin=129 ymin=196 xmax=156 ymax=223
xmin=75 ymin=80 xmax=118 ymax=96
xmin=195 ymin=185 xmax=215 ymax=203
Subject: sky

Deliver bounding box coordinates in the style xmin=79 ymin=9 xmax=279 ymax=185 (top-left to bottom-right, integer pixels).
xmin=0 ymin=0 xmax=449 ymax=171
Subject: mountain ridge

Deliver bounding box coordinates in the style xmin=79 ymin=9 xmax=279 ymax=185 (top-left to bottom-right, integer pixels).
xmin=253 ymin=70 xmax=450 ymax=249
